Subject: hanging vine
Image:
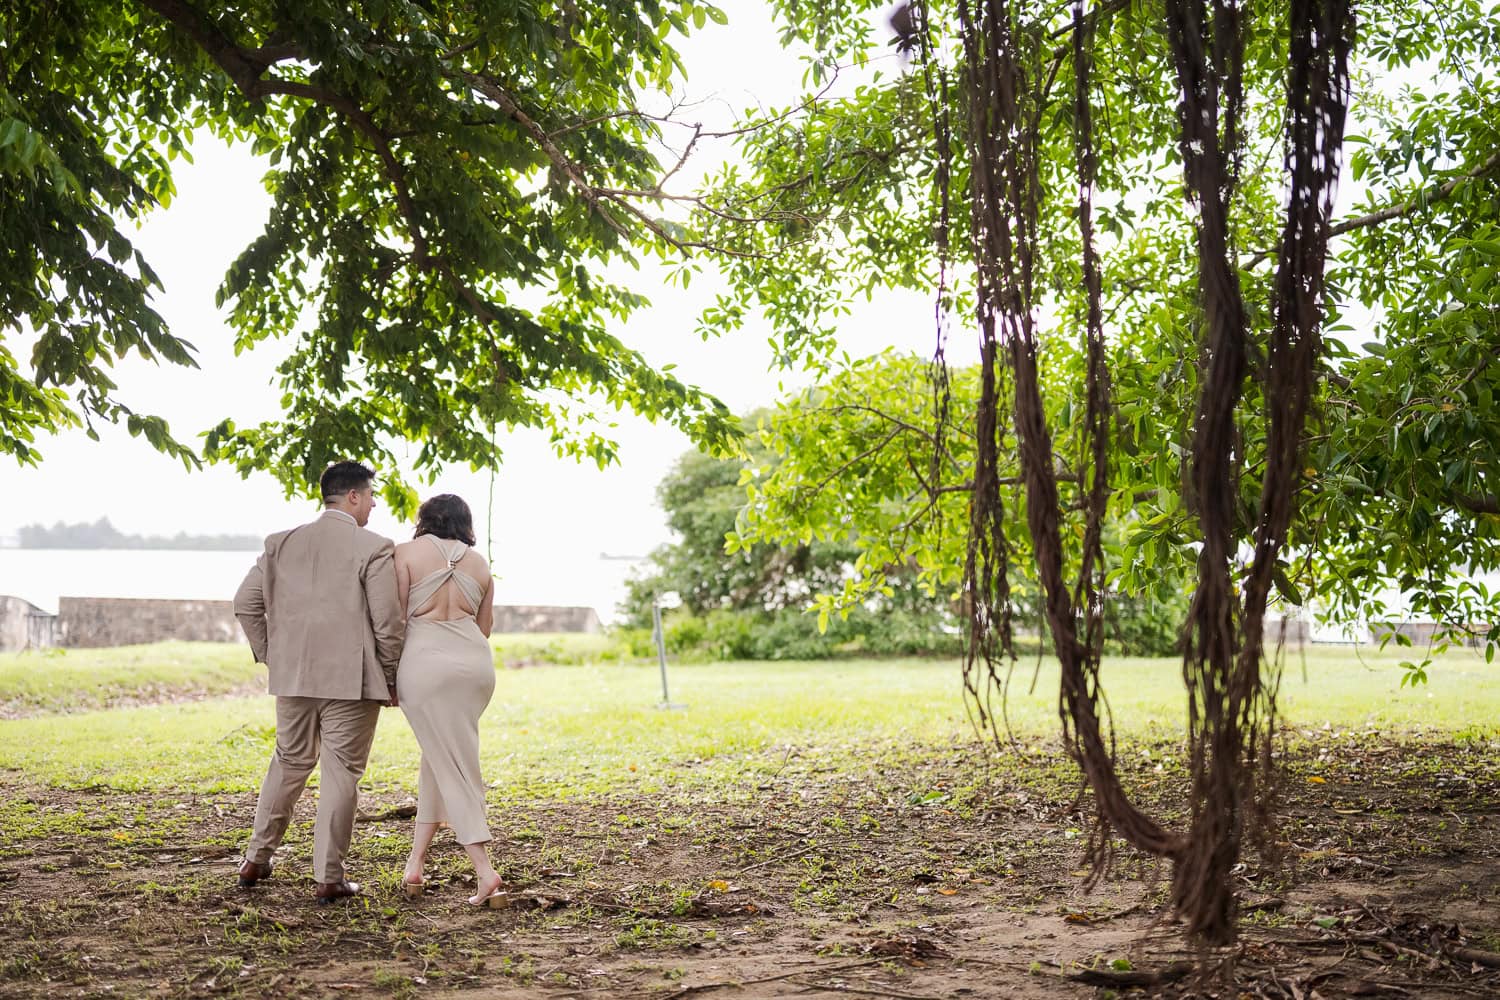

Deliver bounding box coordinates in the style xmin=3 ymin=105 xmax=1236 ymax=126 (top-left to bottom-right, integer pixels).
xmin=939 ymin=0 xmax=1355 ymax=944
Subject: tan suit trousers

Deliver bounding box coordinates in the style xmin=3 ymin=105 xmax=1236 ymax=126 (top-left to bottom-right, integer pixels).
xmin=245 ymin=696 xmax=381 ymax=883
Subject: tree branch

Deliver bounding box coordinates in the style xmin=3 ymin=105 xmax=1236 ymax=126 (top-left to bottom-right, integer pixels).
xmin=139 ymin=0 xmax=429 ymax=265
xmin=460 ymin=71 xmax=772 ymax=259
xmin=460 ymin=73 xmax=637 ymax=240
xmin=1244 ymin=149 xmax=1500 ymax=270
xmin=138 ymin=0 xmax=271 ymax=94
xmin=254 ymin=79 xmax=427 ymax=263
xmin=799 ymin=426 xmax=904 ymax=497
xmin=1453 ymin=491 xmax=1500 ymax=516
xmin=244 ymin=40 xmax=306 ymax=69
xmin=1330 ymin=148 xmax=1500 ymax=237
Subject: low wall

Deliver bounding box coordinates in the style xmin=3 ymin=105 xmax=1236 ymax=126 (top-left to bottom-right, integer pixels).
xmin=493 ymin=604 xmax=603 ymax=634
xmin=1263 ymin=616 xmax=1310 ymax=647
xmin=57 ymin=597 xmax=244 ymax=648
xmin=0 ymin=596 xmax=55 ymax=652
xmin=1 ymin=594 xmax=603 ymax=649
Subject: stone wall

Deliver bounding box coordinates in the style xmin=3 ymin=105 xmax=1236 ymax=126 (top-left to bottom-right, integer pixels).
xmin=0 ymin=596 xmax=55 ymax=652
xmin=0 ymin=594 xmax=603 ymax=649
xmin=493 ymin=604 xmax=603 ymax=634
xmin=1263 ymin=615 xmax=1310 ymax=647
xmin=56 ymin=597 xmax=244 ymax=648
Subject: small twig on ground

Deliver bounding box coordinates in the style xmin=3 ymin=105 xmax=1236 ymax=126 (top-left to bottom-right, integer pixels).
xmin=1068 ymin=960 xmax=1195 ymax=988
xmin=222 ymin=903 xmax=304 ymax=930
xmin=766 ymin=744 xmax=795 ymax=781
xmin=1086 ymin=900 xmax=1147 ymax=923
xmin=1346 ymin=932 xmax=1443 ymax=969
xmin=791 ymin=981 xmax=952 ymax=1000
xmin=406 ymin=907 xmax=439 ymax=927
xmin=1447 ymin=945 xmax=1500 ymax=969
xmin=1343 ymin=856 xmax=1395 ymax=876
xmin=952 ymin=955 xmax=1062 ymax=971
xmin=854 ymin=891 xmax=898 ymax=920
xmin=1243 ymin=897 xmax=1287 ymax=913
xmin=733 ymin=842 xmax=823 ymax=877
xmin=661 ymin=958 xmax=888 ymax=997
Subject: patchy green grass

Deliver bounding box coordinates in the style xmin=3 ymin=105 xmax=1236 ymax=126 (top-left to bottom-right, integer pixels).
xmin=0 ymin=643 xmax=1494 ymax=797
xmin=1 ymin=641 xmax=1497 ymax=1000
xmin=0 ymin=642 xmax=261 ymax=714
xmin=0 ymin=634 xmax=622 ymax=716
xmin=489 ymin=631 xmax=626 ymax=666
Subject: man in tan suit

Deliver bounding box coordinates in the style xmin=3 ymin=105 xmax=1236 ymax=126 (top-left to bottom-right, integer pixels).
xmin=232 ymin=461 xmax=405 ymax=903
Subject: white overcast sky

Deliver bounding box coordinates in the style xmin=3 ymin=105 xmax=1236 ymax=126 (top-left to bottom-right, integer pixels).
xmin=0 ymin=4 xmax=952 ymax=576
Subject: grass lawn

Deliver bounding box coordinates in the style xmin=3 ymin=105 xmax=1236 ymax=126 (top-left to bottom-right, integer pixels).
xmin=0 ymin=642 xmax=261 ymax=715
xmin=0 ymin=641 xmax=1493 ymax=796
xmin=2 ymin=642 xmax=1498 ymax=999
xmin=0 ymin=633 xmax=615 ymax=716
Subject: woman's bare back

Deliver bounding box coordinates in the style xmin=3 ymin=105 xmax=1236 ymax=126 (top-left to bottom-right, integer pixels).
xmin=395 ymin=537 xmax=495 ymax=635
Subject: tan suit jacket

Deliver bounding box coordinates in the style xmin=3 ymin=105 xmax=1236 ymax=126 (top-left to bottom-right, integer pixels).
xmin=234 ymin=510 xmax=405 ymax=700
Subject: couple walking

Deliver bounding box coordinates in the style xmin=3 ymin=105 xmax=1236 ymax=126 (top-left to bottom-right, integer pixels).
xmin=231 ymin=461 xmax=504 ymax=905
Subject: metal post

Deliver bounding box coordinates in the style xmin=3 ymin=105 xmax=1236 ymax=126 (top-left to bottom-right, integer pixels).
xmin=652 ymin=600 xmax=671 ymax=704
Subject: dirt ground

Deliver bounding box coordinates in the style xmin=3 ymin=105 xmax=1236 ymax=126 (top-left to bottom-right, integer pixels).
xmin=2 ymin=734 xmax=1498 ymax=999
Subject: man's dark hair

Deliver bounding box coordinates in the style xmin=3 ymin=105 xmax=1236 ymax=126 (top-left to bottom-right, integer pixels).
xmin=320 ymin=461 xmax=375 ymax=501
xmin=414 ymin=494 xmax=477 ymax=547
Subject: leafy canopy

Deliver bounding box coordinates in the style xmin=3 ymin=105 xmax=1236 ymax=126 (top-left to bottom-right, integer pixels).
xmin=695 ymin=0 xmax=1500 ymax=672
xmin=1 ymin=0 xmax=739 ymax=512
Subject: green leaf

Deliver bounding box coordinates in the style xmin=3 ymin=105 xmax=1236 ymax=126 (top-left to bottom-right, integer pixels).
xmin=1271 ymin=564 xmax=1304 ymax=607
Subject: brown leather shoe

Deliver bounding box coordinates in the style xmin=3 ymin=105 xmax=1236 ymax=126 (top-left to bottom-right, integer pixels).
xmin=237 ymin=858 xmax=273 ymax=888
xmin=314 ymin=879 xmax=362 ymax=905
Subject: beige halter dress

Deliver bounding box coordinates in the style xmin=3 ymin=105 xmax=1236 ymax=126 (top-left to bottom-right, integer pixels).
xmin=396 ymin=536 xmax=496 ymax=845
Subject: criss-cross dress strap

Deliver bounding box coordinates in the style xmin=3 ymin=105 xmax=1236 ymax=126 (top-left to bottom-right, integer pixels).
xmin=407 ymin=536 xmax=486 ymax=619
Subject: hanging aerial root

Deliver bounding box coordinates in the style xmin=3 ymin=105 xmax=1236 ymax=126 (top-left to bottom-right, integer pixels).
xmin=937 ymin=0 xmax=1355 ymax=950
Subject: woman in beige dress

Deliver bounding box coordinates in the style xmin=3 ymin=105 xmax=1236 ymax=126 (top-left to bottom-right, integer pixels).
xmin=393 ymin=494 xmax=503 ymax=905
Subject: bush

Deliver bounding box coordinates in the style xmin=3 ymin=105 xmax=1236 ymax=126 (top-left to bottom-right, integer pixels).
xmin=1102 ymin=591 xmax=1190 ymax=657
xmin=854 ymin=608 xmax=965 ymax=657
xmin=620 ymin=606 xmax=963 ymax=662
xmin=745 ymin=611 xmax=837 ymax=660
xmin=704 ymin=610 xmax=756 ymax=660
xmin=610 ymin=598 xmax=1177 ymax=664
xmin=608 ymin=626 xmax=658 ymax=660
xmin=664 ymin=613 xmax=706 ymax=653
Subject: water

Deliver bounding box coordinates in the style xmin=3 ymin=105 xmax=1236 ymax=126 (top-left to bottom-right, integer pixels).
xmin=0 ymin=548 xmax=648 ymax=624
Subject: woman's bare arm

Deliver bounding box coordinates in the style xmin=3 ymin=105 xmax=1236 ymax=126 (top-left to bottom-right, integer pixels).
xmin=477 ymin=568 xmax=495 ymax=637
xmin=394 ymin=544 xmax=411 ymax=618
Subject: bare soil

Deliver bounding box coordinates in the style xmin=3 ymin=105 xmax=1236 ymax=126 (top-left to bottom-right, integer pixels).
xmin=2 ymin=734 xmax=1498 ymax=999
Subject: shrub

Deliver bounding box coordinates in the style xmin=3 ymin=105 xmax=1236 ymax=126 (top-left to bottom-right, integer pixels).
xmin=1102 ymin=590 xmax=1190 ymax=657
xmin=704 ymin=610 xmax=756 ymax=660
xmin=622 ymin=606 xmax=963 ymax=662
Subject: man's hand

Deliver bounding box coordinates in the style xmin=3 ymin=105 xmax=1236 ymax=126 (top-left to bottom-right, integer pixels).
xmin=386 ymin=685 xmax=400 ymax=708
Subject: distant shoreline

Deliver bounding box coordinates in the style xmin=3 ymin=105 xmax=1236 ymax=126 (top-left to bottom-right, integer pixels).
xmin=12 ymin=518 xmax=260 ymax=552
xmin=5 ymin=544 xmax=262 ymax=552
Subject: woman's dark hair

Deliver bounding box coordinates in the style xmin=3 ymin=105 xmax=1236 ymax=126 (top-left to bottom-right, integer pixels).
xmin=414 ymin=494 xmax=477 ymax=546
